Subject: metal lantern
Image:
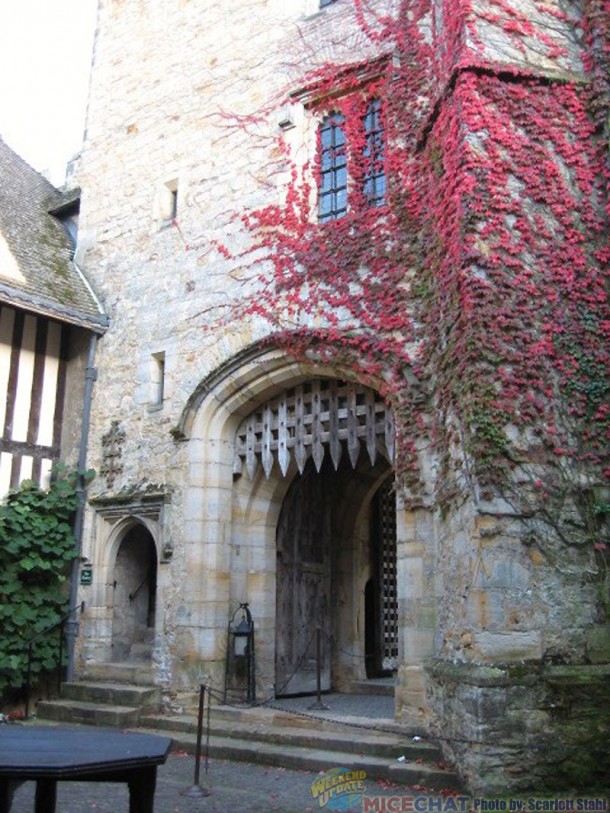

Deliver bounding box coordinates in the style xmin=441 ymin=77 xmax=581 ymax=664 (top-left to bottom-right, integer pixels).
xmin=233 ymin=614 xmax=253 ymax=658
xmin=225 ymin=603 xmax=256 ymax=704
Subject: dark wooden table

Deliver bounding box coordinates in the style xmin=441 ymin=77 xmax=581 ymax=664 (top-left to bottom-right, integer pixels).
xmin=0 ymin=725 xmax=172 ymax=813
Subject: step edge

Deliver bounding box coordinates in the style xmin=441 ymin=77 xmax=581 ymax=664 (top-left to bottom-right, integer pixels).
xmin=37 ymin=699 xmax=142 ymax=714
xmin=139 ymin=713 xmax=440 ymax=749
xmin=133 ymin=727 xmax=458 ymax=786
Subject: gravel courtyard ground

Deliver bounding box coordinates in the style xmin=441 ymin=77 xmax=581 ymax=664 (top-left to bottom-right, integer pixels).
xmin=9 ymin=746 xmax=607 ymax=811
xmin=9 ymin=750 xmax=415 ymax=813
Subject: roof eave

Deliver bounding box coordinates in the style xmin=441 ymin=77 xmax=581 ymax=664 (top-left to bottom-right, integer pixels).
xmin=0 ymin=283 xmax=109 ymax=333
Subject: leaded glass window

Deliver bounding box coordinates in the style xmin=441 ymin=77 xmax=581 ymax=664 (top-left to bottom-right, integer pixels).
xmin=318 ymin=112 xmax=348 ymax=223
xmin=363 ymin=98 xmax=386 ymax=207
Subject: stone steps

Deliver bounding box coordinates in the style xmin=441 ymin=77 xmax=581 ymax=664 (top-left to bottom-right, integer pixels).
xmin=352 ymin=678 xmax=396 ymax=697
xmin=135 ymin=706 xmax=461 ymax=790
xmin=36 ymin=679 xmax=161 ymax=727
xmin=138 ymin=723 xmax=459 ymax=790
xmin=140 ymin=709 xmax=440 ymax=761
xmin=77 ymin=662 xmax=156 ymax=684
xmin=36 ymin=680 xmax=463 ymax=791
xmin=36 ymin=699 xmax=142 ymax=727
xmin=37 ymin=681 xmax=161 ymax=728
xmin=61 ymin=681 xmax=161 ymax=708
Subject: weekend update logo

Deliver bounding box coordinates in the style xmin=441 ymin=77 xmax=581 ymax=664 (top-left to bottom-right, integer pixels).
xmin=310 ymin=767 xmax=367 ymax=810
xmin=309 ymin=770 xmax=609 ymax=813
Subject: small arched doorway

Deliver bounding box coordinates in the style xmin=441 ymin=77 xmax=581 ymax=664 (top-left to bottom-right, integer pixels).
xmin=111 ymin=524 xmax=157 ymax=661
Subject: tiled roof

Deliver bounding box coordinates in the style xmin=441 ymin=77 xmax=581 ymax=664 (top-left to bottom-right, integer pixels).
xmin=0 ymin=137 xmax=107 ymax=331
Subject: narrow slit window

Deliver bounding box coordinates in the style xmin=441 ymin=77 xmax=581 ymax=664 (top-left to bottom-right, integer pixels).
xmin=159 ymin=179 xmax=178 ymax=228
xmin=152 ymin=352 xmax=165 ymax=406
xmin=318 ymin=112 xmax=347 ymax=223
xmin=363 ymin=98 xmax=386 ymax=208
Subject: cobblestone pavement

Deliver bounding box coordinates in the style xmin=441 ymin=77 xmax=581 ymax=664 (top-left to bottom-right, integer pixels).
xmin=10 ymin=750 xmax=417 ymax=813
xmin=10 ymin=752 xmax=610 ymax=812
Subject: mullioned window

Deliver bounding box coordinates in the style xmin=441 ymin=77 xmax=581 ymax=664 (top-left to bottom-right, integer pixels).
xmin=317 ymin=98 xmax=386 ymax=222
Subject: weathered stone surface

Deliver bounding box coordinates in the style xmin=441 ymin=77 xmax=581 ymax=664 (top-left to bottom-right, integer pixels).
xmin=72 ymin=0 xmax=608 ymax=796
xmin=472 ymin=631 xmax=543 ymax=661
xmin=426 ymin=659 xmax=610 ymax=793
xmin=586 ymin=625 xmax=610 ymax=665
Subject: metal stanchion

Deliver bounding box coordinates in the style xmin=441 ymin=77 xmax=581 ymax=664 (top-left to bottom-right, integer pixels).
xmin=181 ymin=684 xmax=211 ymax=798
xmin=308 ymin=627 xmax=330 ymax=711
xmin=24 ymin=642 xmax=33 ymax=719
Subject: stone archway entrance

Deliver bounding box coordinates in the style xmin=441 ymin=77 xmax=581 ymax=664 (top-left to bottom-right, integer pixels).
xmin=233 ymin=378 xmax=396 ymax=696
xmin=111 ymin=524 xmax=157 ymax=661
xmin=178 ymin=348 xmax=434 ymax=722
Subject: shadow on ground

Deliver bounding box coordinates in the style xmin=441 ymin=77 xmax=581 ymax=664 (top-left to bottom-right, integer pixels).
xmin=10 ymin=750 xmax=421 ymax=812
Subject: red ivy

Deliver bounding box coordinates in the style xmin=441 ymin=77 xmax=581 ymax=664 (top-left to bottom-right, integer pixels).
xmin=181 ymin=0 xmax=609 ymax=514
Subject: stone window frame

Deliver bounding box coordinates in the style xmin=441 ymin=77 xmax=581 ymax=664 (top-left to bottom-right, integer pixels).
xmin=149 ymin=351 xmax=166 ymax=410
xmin=156 ymin=178 xmax=179 ymax=231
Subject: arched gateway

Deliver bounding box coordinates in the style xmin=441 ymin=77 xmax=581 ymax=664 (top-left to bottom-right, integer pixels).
xmin=76 ymin=350 xmax=433 ymax=725
xmin=231 ymin=379 xmax=397 ymax=695
xmin=178 ymin=349 xmax=433 ymax=717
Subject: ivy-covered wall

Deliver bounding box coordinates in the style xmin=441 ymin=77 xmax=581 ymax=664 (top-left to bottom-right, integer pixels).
xmin=75 ymin=0 xmax=609 ymax=792
xmin=0 ymin=472 xmax=78 ymax=704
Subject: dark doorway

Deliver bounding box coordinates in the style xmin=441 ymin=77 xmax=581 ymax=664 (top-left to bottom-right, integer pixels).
xmin=111 ymin=525 xmax=157 ymax=661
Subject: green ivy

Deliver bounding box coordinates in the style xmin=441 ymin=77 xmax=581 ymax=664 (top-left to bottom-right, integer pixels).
xmin=0 ymin=466 xmax=82 ymax=702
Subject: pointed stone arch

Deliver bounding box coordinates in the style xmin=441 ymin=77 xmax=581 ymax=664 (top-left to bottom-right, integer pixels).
xmin=177 ymin=346 xmax=435 ymax=717
xmin=76 ymin=497 xmax=168 ymax=674
xmin=177 ymin=347 xmax=399 ymax=691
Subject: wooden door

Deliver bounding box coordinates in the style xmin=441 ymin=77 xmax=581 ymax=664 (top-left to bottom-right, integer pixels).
xmin=275 ymin=463 xmax=331 ymax=696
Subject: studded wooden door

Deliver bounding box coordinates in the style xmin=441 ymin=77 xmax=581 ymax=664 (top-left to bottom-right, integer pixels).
xmin=275 ymin=462 xmax=331 ymax=696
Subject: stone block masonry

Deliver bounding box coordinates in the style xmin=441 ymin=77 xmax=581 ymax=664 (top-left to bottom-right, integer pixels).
xmin=426 ymin=660 xmax=610 ymax=794
xmin=73 ymin=0 xmax=609 ymax=795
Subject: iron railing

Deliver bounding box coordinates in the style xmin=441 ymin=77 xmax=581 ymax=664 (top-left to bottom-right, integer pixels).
xmin=23 ymin=601 xmax=85 ymax=718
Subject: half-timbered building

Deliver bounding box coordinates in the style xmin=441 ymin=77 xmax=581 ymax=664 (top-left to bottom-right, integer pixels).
xmin=0 ymin=138 xmax=107 ymax=497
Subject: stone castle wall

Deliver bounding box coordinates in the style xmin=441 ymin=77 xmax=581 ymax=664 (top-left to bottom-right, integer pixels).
xmin=75 ymin=0 xmax=609 ymax=792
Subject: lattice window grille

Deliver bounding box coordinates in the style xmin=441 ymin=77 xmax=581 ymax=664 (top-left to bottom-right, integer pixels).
xmin=378 ymin=480 xmax=398 ymax=671
xmin=233 ymin=380 xmax=394 ymax=479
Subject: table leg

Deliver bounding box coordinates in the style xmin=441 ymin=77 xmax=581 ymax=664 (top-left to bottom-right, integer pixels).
xmin=128 ymin=766 xmax=157 ymax=813
xmin=0 ymin=780 xmax=18 ymax=813
xmin=34 ymin=779 xmax=57 ymax=813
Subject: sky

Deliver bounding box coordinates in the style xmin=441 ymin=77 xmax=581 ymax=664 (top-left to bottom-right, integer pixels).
xmin=0 ymin=0 xmax=98 ymax=186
